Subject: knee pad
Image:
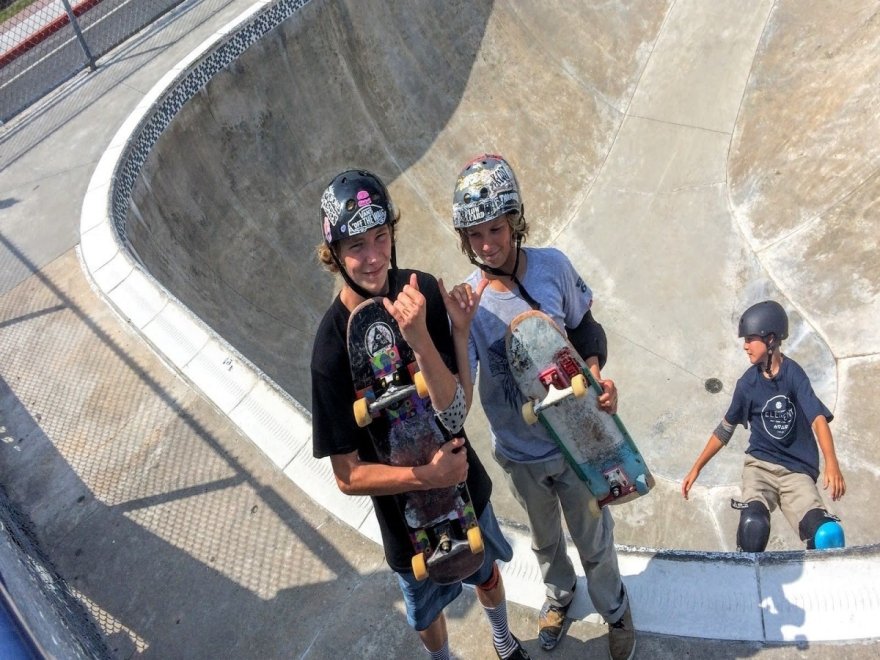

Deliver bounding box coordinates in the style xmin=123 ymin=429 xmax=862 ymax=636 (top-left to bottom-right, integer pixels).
xmin=736 ymin=501 xmax=770 ymax=552
xmin=799 ymin=508 xmax=845 ymax=550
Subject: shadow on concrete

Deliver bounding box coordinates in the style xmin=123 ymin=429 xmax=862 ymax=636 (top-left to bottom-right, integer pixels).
xmin=0 ymin=227 xmax=457 ymax=657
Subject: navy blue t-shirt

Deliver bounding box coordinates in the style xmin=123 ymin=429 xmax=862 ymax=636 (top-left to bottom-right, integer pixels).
xmin=725 ymin=356 xmax=832 ymax=481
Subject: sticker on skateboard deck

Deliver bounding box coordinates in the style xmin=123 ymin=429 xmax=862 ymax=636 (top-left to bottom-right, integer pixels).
xmin=347 ymin=297 xmax=484 ymax=583
xmin=507 ymin=310 xmax=654 ymax=513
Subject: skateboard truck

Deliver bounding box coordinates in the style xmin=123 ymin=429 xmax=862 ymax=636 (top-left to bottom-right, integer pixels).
xmin=522 ymin=365 xmax=588 ymax=425
xmin=411 ymin=522 xmax=485 ymax=582
xmin=354 ymin=370 xmax=430 ymax=427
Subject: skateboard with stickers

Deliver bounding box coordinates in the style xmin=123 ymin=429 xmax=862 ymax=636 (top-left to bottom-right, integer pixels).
xmin=347 ymin=298 xmax=484 ymax=583
xmin=507 ymin=310 xmax=654 ymax=513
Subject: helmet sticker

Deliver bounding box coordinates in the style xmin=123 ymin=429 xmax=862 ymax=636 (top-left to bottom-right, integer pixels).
xmin=452 ymin=155 xmax=522 ymax=229
xmin=487 ymin=162 xmax=513 ymax=190
xmin=347 ymin=193 xmax=387 ymax=237
xmin=321 ymin=188 xmax=340 ymax=227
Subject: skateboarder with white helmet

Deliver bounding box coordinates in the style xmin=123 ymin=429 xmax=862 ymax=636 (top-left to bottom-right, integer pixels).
xmin=441 ymin=154 xmax=635 ymax=659
xmin=682 ymin=300 xmax=846 ymax=551
xmin=310 ymin=169 xmax=529 ymax=659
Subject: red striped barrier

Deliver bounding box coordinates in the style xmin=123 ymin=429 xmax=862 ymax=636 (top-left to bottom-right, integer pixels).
xmin=0 ymin=0 xmax=103 ymax=68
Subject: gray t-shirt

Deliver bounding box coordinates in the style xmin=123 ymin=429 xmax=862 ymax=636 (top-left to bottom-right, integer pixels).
xmin=466 ymin=247 xmax=593 ymax=462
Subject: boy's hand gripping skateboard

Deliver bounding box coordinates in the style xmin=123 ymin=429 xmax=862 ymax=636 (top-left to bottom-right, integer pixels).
xmin=347 ymin=298 xmax=484 ymax=583
xmin=507 ymin=310 xmax=654 ymax=514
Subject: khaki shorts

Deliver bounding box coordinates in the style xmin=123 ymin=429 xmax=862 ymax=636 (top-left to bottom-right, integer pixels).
xmin=740 ymin=455 xmax=824 ymax=537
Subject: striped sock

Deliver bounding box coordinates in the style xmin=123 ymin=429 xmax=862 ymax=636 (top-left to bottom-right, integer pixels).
xmin=425 ymin=640 xmax=450 ymax=660
xmin=484 ymin=602 xmax=517 ymax=658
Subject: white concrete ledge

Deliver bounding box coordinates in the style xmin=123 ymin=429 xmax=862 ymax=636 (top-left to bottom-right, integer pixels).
xmin=78 ymin=0 xmax=880 ymax=644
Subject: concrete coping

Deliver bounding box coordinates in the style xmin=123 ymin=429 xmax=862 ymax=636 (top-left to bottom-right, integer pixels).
xmin=77 ymin=0 xmax=880 ymax=644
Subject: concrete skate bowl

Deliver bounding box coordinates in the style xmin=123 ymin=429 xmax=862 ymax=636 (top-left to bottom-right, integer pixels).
xmin=80 ymin=0 xmax=880 ymax=641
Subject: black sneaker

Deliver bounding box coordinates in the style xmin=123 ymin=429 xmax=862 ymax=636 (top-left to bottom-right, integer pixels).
xmin=495 ymin=634 xmax=531 ymax=659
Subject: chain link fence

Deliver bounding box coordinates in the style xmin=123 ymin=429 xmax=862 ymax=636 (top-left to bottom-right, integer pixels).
xmin=0 ymin=0 xmax=188 ymax=122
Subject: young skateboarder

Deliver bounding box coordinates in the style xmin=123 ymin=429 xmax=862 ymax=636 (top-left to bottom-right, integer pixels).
xmin=682 ymin=300 xmax=846 ymax=551
xmin=441 ymin=154 xmax=635 ymax=659
xmin=310 ymin=169 xmax=529 ymax=659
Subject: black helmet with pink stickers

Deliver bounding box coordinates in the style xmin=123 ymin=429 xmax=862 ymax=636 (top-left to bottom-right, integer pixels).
xmin=318 ymin=169 xmax=400 ymax=299
xmin=320 ymin=169 xmax=397 ymax=246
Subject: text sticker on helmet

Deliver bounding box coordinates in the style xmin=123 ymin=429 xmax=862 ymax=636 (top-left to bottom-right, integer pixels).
xmin=321 ymin=188 xmax=340 ymax=226
xmin=347 ymin=189 xmax=387 ymax=237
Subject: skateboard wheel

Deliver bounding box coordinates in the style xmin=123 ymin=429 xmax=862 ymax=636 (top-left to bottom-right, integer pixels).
xmin=411 ymin=552 xmax=428 ymax=581
xmin=353 ymin=397 xmax=372 ymax=428
xmin=571 ymin=374 xmax=587 ymax=398
xmin=466 ymin=526 xmax=484 ymax=554
xmin=635 ymin=474 xmax=649 ymax=495
xmin=588 ymin=498 xmax=601 ymax=518
xmin=521 ymin=401 xmax=538 ymax=425
xmin=413 ymin=371 xmax=429 ymax=399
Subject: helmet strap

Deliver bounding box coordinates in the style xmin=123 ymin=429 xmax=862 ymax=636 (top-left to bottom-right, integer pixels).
xmin=468 ymin=235 xmax=541 ymax=310
xmin=762 ymin=336 xmax=776 ymax=377
xmin=387 ymin=229 xmax=400 ymax=295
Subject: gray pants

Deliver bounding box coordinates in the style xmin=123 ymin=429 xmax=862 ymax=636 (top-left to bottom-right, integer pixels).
xmin=496 ymin=451 xmax=628 ymax=622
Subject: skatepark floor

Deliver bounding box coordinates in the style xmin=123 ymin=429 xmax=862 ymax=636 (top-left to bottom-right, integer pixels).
xmin=1 ymin=0 xmax=879 ymax=657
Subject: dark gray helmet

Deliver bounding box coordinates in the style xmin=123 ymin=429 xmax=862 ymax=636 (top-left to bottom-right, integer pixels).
xmin=738 ymin=300 xmax=788 ymax=340
xmin=452 ymin=154 xmax=523 ymax=230
xmin=320 ymin=170 xmax=396 ymax=245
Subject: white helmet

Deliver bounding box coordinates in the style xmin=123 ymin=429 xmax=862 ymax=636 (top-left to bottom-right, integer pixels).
xmin=452 ymin=154 xmax=523 ymax=230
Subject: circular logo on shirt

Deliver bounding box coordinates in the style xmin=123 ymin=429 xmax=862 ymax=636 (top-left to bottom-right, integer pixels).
xmin=761 ymin=395 xmax=796 ymax=440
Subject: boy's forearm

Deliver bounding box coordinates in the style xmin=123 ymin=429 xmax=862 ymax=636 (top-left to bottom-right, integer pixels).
xmin=813 ymin=416 xmax=840 ymax=468
xmin=331 ymin=437 xmax=468 ymax=496
xmin=412 ymin=340 xmax=458 ymax=411
xmin=451 ymin=327 xmax=474 ymax=410
xmin=691 ymin=435 xmax=725 ymax=472
xmin=332 ymin=456 xmax=430 ymax=496
xmin=585 ymin=355 xmax=602 ymax=381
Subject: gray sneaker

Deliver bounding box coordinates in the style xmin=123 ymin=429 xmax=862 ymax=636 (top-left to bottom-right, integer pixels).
xmin=608 ymin=605 xmax=635 ymax=660
xmin=538 ymin=600 xmax=571 ymax=650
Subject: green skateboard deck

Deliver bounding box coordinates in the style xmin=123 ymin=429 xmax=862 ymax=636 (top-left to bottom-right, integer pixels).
xmin=507 ymin=310 xmax=654 ymax=511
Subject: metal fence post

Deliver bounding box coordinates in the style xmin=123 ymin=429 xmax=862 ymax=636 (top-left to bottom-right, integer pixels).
xmin=1 ymin=0 xmax=187 ymax=122
xmin=59 ymin=0 xmax=97 ymax=72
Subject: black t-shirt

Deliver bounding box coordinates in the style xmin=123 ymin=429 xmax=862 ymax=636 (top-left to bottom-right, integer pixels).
xmin=725 ymin=357 xmax=832 ymax=481
xmin=310 ymin=268 xmax=492 ymax=573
